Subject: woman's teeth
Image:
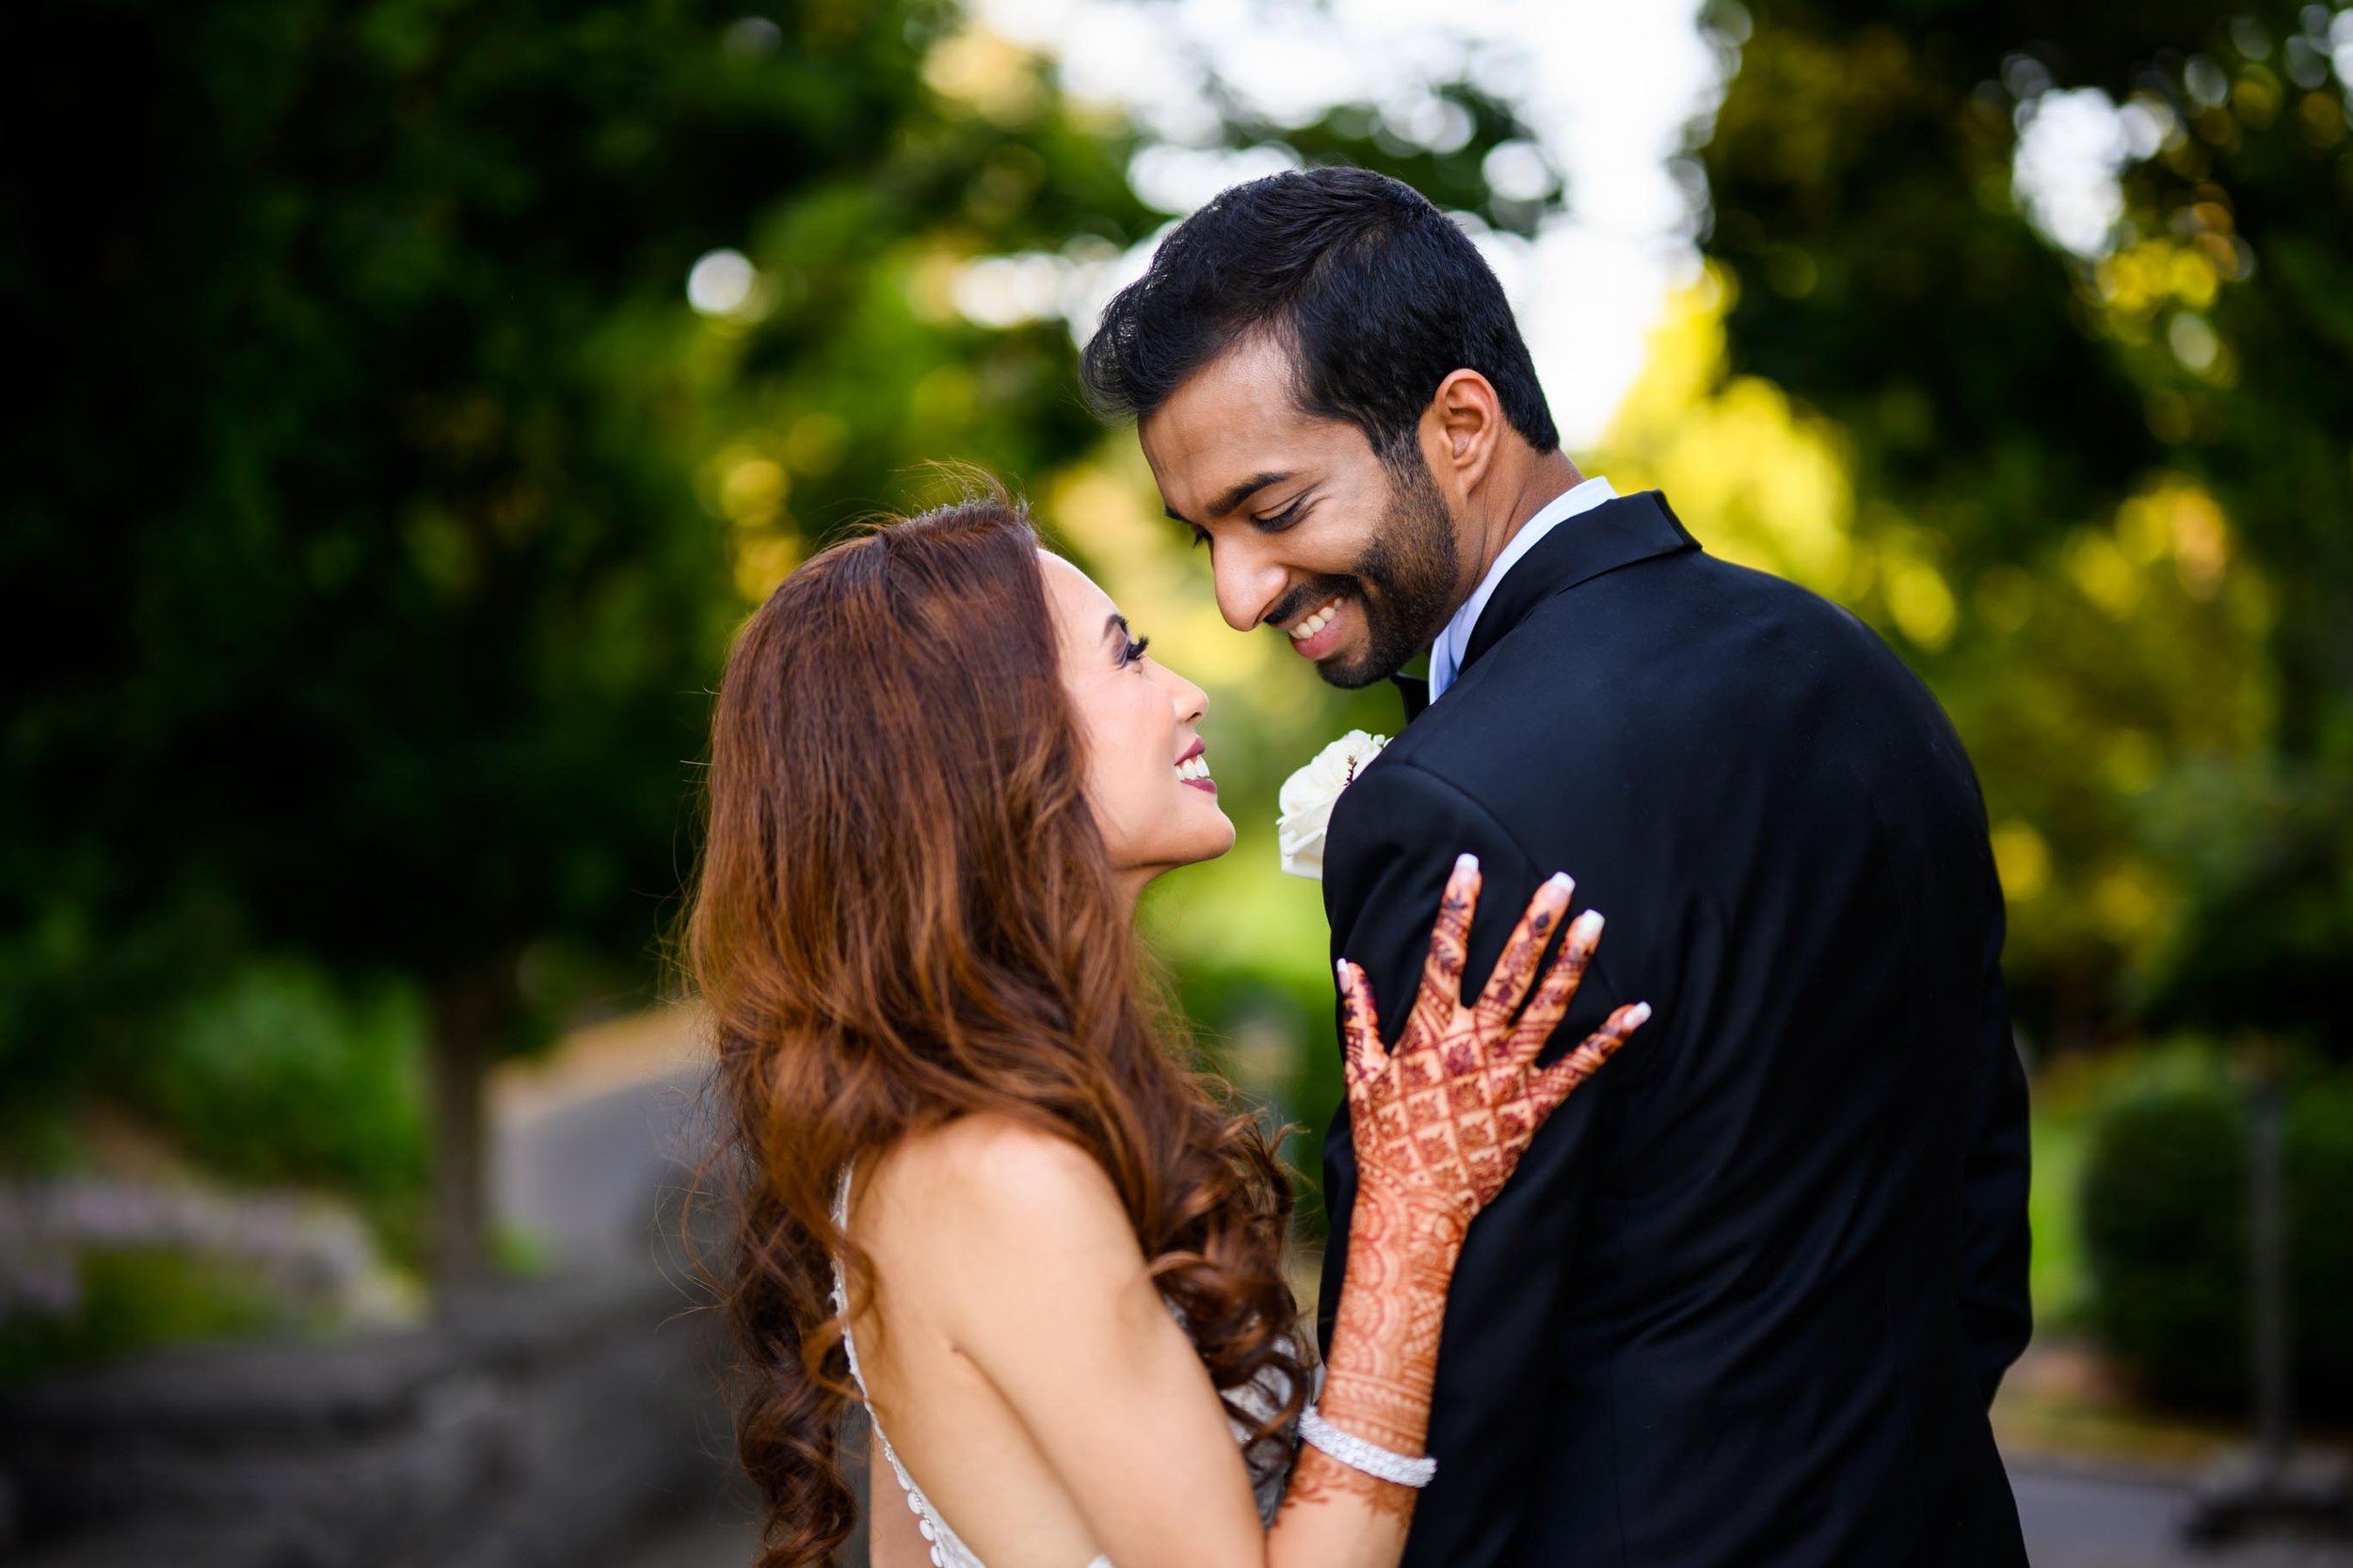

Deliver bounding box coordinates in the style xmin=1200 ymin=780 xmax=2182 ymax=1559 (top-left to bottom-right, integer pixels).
xmin=1176 ymin=755 xmax=1212 ymax=782
xmin=1289 ymin=599 xmax=1342 ymax=641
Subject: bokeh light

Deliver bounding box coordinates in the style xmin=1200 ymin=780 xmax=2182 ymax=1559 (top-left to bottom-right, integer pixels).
xmin=685 ymin=248 xmax=760 ymax=317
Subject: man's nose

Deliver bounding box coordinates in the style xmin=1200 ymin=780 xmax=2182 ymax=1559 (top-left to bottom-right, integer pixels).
xmin=1211 ymin=536 xmax=1288 ymax=632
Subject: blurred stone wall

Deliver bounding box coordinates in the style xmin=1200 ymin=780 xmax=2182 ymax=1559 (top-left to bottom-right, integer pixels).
xmin=0 ymin=1270 xmax=732 ymax=1568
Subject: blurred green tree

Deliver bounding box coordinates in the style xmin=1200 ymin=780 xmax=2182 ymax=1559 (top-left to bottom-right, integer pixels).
xmin=1 ymin=0 xmax=1550 ymax=1287
xmin=1696 ymin=0 xmax=2353 ymax=1051
xmin=0 ymin=0 xmax=1175 ymax=1282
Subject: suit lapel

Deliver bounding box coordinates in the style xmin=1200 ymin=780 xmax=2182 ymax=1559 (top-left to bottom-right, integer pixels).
xmin=1457 ymin=489 xmax=1700 ymax=678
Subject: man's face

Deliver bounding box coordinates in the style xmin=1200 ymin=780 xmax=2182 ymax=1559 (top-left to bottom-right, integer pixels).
xmin=1140 ymin=333 xmax=1464 ymax=689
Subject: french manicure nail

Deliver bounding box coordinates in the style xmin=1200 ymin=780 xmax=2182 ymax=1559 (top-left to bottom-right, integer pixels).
xmin=1576 ymin=910 xmax=1606 ymax=939
xmin=1455 ymin=852 xmax=1480 ymax=875
xmin=1545 ymin=871 xmax=1574 ymax=894
xmin=1627 ymin=1001 xmax=1653 ymax=1026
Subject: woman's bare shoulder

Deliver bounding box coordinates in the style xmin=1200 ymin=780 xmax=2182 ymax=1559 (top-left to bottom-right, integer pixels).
xmin=864 ymin=1113 xmax=1130 ymax=1257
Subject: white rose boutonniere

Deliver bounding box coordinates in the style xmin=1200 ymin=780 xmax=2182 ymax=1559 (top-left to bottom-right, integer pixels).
xmin=1277 ymin=729 xmax=1390 ymax=881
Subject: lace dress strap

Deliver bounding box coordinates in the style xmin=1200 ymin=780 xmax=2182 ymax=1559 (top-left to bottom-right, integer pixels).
xmin=831 ymin=1164 xmax=1112 ymax=1568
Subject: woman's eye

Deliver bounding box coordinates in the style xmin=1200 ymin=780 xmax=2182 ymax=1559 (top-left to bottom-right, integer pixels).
xmin=1121 ymin=635 xmax=1152 ymax=667
xmin=1188 ymin=524 xmax=1210 ymax=550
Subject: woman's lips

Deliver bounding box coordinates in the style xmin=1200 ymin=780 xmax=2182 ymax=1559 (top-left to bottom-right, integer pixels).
xmin=1176 ymin=746 xmax=1216 ymax=794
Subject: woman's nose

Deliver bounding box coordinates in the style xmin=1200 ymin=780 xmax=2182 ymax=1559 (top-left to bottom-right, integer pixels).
xmin=1161 ymin=664 xmax=1209 ymax=724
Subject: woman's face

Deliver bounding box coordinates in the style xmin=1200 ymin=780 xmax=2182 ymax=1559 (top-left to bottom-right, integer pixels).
xmin=1041 ymin=552 xmax=1233 ymax=897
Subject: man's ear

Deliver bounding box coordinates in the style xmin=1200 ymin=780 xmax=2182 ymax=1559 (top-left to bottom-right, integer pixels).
xmin=1425 ymin=369 xmax=1504 ymax=494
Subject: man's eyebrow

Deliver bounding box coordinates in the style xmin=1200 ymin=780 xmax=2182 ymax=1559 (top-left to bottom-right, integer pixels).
xmin=1162 ymin=471 xmax=1294 ymax=527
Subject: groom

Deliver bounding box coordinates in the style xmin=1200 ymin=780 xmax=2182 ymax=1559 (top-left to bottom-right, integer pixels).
xmin=1081 ymin=167 xmax=2031 ymax=1566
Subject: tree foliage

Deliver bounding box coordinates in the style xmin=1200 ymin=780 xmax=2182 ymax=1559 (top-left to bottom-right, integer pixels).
xmin=0 ymin=0 xmax=1178 ymax=1275
xmin=0 ymin=0 xmax=1548 ymax=1277
xmin=1696 ymin=0 xmax=2353 ymax=1048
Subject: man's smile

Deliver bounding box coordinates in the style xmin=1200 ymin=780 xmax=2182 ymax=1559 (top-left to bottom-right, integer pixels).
xmin=1285 ymin=594 xmax=1350 ymax=660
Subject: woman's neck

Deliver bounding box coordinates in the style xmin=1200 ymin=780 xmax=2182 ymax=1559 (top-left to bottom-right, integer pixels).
xmin=1114 ymin=867 xmax=1151 ymax=917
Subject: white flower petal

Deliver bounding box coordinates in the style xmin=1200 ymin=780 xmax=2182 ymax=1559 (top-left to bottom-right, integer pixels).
xmin=1274 ymin=730 xmax=1388 ymax=882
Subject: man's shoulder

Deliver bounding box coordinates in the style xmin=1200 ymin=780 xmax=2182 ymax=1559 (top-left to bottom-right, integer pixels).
xmin=1434 ymin=547 xmax=1918 ymax=738
xmin=1357 ymin=550 xmax=1950 ymax=835
xmin=1498 ymin=543 xmax=1880 ymax=665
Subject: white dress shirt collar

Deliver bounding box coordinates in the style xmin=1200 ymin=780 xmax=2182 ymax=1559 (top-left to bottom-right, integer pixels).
xmin=1427 ymin=475 xmax=1616 ymax=704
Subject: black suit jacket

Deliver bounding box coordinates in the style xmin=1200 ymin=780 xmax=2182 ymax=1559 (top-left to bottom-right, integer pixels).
xmin=1318 ymin=491 xmax=2030 ymax=1567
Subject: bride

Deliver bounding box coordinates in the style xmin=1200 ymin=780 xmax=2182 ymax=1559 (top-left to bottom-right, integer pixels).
xmin=686 ymin=489 xmax=1646 ymax=1568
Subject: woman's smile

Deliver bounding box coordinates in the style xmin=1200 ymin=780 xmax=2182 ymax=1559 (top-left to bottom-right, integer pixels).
xmin=1176 ymin=738 xmax=1217 ymax=794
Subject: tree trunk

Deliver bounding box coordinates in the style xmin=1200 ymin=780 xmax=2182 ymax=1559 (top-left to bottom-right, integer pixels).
xmin=2246 ymin=1040 xmax=2293 ymax=1478
xmin=427 ymin=957 xmax=518 ymax=1301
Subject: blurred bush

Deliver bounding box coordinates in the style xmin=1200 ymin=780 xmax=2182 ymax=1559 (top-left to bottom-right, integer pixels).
xmin=2079 ymin=1046 xmax=2353 ymax=1416
xmin=0 ymin=1176 xmax=404 ymax=1381
xmin=2025 ymin=1095 xmax=2091 ymax=1332
xmin=0 ymin=1246 xmax=279 ymax=1383
xmin=136 ymin=964 xmax=430 ymax=1254
xmin=0 ymin=961 xmax=428 ymax=1370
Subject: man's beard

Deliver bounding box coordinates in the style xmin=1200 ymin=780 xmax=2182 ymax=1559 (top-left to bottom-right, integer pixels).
xmin=1284 ymin=454 xmax=1460 ymax=690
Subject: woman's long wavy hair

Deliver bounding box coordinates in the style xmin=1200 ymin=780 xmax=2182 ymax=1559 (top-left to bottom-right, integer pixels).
xmin=686 ymin=492 xmax=1307 ymax=1568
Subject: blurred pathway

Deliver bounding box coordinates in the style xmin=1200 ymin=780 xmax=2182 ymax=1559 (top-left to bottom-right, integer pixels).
xmin=603 ymin=1458 xmax=2353 ymax=1568
xmin=606 ymin=1508 xmax=760 ymax=1568
xmin=492 ymin=1005 xmax=710 ymax=1272
xmin=2011 ymin=1460 xmax=2351 ymax=1567
xmin=488 ymin=1006 xmax=760 ymax=1568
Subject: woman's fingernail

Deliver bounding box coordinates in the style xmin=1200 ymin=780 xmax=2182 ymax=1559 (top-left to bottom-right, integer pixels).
xmin=1455 ymin=852 xmax=1479 ymax=875
xmin=1337 ymin=959 xmax=1352 ymax=984
xmin=1627 ymin=1001 xmax=1653 ymax=1027
xmin=1546 ymin=871 xmax=1575 ymax=895
xmin=1575 ymin=910 xmax=1605 ymax=940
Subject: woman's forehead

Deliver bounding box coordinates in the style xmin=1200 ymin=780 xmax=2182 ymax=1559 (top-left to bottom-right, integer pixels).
xmin=1039 ymin=550 xmax=1115 ymax=619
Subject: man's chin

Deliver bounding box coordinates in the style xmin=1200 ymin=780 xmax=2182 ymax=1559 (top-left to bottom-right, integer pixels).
xmin=1316 ymin=647 xmax=1406 ymax=691
xmin=1307 ymin=599 xmax=1436 ymax=689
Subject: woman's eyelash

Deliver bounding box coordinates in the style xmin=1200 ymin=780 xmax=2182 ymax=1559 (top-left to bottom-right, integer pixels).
xmin=1188 ymin=524 xmax=1210 ymax=550
xmin=1121 ymin=635 xmax=1151 ymax=665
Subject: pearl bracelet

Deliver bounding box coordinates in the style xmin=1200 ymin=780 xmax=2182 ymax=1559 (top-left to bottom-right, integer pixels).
xmin=1298 ymin=1404 xmax=1438 ymax=1489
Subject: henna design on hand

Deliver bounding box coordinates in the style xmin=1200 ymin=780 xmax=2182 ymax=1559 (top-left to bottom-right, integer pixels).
xmin=1301 ymin=855 xmax=1651 ymax=1507
xmin=1341 ymin=854 xmax=1649 ymax=1228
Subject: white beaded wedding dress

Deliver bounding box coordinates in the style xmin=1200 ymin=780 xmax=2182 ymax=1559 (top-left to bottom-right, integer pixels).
xmin=832 ymin=1166 xmax=1299 ymax=1568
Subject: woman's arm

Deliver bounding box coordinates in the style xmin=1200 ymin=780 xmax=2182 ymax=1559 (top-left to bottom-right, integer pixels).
xmin=1278 ymin=854 xmax=1643 ymax=1542
xmin=913 ymin=856 xmax=1643 ymax=1568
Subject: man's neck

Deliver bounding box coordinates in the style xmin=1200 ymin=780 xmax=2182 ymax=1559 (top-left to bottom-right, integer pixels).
xmin=1457 ymin=448 xmax=1586 ymax=611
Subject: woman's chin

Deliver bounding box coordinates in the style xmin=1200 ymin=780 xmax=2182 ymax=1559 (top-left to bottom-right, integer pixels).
xmin=1141 ymin=813 xmax=1237 ymax=880
xmin=1172 ymin=817 xmax=1237 ymax=869
xmin=1200 ymin=798 xmax=1237 ymax=856
xmin=1198 ymin=814 xmax=1238 ymax=863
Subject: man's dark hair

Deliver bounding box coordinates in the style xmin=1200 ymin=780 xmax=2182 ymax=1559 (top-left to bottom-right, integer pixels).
xmin=1080 ymin=166 xmax=1559 ymax=462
